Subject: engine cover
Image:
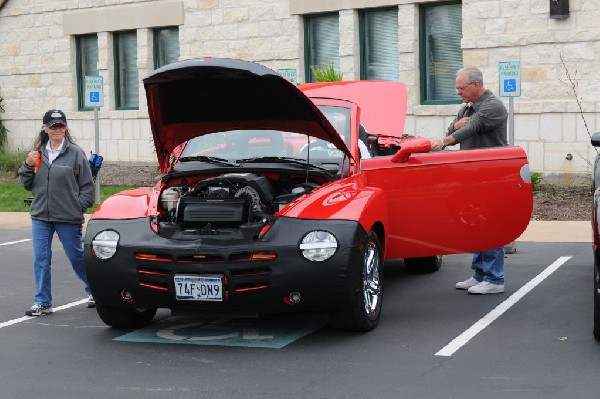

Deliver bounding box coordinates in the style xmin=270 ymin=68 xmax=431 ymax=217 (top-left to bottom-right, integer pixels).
xmin=181 ymin=197 xmax=249 ymax=224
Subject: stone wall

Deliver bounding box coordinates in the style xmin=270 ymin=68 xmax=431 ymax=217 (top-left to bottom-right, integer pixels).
xmin=0 ymin=0 xmax=598 ymax=183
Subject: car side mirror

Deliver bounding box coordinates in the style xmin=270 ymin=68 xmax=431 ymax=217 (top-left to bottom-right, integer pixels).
xmin=592 ymin=132 xmax=600 ymax=147
xmin=391 ymin=137 xmax=432 ymax=163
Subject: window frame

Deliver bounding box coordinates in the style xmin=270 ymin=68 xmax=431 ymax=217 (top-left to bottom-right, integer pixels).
xmin=419 ymin=1 xmax=463 ymax=105
xmin=153 ymin=26 xmax=180 ymax=69
xmin=113 ymin=30 xmax=139 ymax=110
xmin=359 ymin=7 xmax=399 ymax=81
xmin=75 ymin=34 xmax=99 ymax=111
xmin=303 ymin=13 xmax=340 ymax=83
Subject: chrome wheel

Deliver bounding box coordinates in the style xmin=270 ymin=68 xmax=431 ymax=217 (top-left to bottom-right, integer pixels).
xmin=362 ymin=235 xmax=382 ymax=318
xmin=330 ymin=230 xmax=383 ymax=332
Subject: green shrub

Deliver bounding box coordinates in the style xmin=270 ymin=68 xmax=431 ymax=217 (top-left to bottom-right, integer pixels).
xmin=0 ymin=149 xmax=27 ymax=176
xmin=309 ymin=64 xmax=343 ymax=82
xmin=531 ymin=171 xmax=543 ymax=191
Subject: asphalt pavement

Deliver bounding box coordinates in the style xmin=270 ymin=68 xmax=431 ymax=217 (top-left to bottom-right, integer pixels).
xmin=0 ymin=212 xmax=595 ymax=399
xmin=1 ymin=212 xmax=590 ymax=242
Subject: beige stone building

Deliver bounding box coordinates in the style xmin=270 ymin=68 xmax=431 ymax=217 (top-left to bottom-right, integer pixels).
xmin=0 ymin=0 xmax=597 ymax=184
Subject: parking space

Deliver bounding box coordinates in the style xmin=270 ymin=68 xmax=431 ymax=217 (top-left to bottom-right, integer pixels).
xmin=0 ymin=225 xmax=597 ymax=399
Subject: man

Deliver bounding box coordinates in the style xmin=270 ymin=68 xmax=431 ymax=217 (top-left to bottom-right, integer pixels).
xmin=430 ymin=66 xmax=508 ymax=295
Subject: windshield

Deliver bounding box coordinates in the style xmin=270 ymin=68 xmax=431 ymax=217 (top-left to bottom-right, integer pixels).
xmin=179 ymin=105 xmax=351 ymax=162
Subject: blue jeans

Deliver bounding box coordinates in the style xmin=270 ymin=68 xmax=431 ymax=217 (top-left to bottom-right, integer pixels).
xmin=31 ymin=219 xmax=91 ymax=306
xmin=471 ymin=248 xmax=505 ymax=285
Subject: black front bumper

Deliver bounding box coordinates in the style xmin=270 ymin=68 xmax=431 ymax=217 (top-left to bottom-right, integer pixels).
xmin=84 ymin=216 xmax=368 ymax=314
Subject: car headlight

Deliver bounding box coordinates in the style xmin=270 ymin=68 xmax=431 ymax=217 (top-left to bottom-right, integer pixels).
xmin=91 ymin=230 xmax=120 ymax=260
xmin=299 ymin=230 xmax=338 ymax=262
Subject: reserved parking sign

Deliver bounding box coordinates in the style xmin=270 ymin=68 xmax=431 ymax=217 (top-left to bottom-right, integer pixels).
xmin=84 ymin=76 xmax=104 ymax=107
xmin=498 ymin=61 xmax=521 ymax=97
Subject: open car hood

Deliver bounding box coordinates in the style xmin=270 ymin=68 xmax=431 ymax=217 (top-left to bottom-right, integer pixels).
xmin=143 ymin=58 xmax=351 ymax=172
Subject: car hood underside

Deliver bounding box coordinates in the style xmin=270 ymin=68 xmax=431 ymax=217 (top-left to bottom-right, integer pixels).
xmin=143 ymin=58 xmax=351 ymax=172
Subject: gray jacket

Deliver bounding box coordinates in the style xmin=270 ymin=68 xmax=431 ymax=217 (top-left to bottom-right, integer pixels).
xmin=446 ymin=89 xmax=508 ymax=149
xmin=18 ymin=140 xmax=95 ymax=225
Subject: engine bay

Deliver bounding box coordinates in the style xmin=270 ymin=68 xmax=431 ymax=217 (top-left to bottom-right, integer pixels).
xmin=157 ymin=172 xmax=325 ymax=240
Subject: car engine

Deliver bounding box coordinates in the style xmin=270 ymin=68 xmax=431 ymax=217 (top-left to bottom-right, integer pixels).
xmin=157 ymin=173 xmax=320 ymax=240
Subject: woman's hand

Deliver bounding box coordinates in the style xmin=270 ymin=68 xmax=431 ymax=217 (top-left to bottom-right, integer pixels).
xmin=25 ymin=151 xmax=39 ymax=167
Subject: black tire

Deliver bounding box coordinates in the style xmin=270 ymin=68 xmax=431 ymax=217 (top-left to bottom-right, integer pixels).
xmin=404 ymin=255 xmax=442 ymax=273
xmin=594 ymin=253 xmax=600 ymax=340
xmin=330 ymin=230 xmax=383 ymax=332
xmin=95 ymin=303 xmax=157 ymax=328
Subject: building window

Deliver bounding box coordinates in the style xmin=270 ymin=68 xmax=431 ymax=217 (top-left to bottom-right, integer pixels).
xmin=154 ymin=27 xmax=180 ymax=69
xmin=420 ymin=2 xmax=463 ymax=104
xmin=76 ymin=34 xmax=99 ymax=110
xmin=114 ymin=30 xmax=138 ymax=109
xmin=360 ymin=8 xmax=399 ymax=81
xmin=304 ymin=13 xmax=340 ymax=83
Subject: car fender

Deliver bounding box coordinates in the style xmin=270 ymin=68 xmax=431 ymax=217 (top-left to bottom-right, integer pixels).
xmin=277 ymin=174 xmax=388 ymax=237
xmin=90 ymin=187 xmax=156 ymax=220
xmin=593 ymin=154 xmax=600 ymax=251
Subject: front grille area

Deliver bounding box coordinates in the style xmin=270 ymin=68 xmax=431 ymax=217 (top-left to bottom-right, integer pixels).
xmin=176 ymin=254 xmax=226 ymax=263
xmin=135 ymin=256 xmax=273 ymax=297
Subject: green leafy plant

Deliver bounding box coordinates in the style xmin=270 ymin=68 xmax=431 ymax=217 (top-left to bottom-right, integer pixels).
xmin=309 ymin=64 xmax=343 ymax=82
xmin=0 ymin=97 xmax=8 ymax=150
xmin=531 ymin=171 xmax=544 ymax=191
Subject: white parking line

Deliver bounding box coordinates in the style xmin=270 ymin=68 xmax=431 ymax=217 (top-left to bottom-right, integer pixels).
xmin=435 ymin=256 xmax=573 ymax=357
xmin=0 ymin=298 xmax=88 ymax=330
xmin=0 ymin=239 xmax=31 ymax=246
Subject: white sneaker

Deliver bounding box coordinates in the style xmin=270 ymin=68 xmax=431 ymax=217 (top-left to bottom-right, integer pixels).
xmin=468 ymin=281 xmax=505 ymax=295
xmin=456 ymin=277 xmax=479 ymax=290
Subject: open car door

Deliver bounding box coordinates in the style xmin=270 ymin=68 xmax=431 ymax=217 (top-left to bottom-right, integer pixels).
xmin=361 ymin=141 xmax=533 ymax=259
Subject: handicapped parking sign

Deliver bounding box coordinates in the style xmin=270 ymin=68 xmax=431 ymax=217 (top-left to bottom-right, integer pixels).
xmin=504 ymin=79 xmax=516 ymax=93
xmin=89 ymin=91 xmax=100 ymax=103
xmin=499 ymin=62 xmax=521 ymax=97
xmin=114 ymin=314 xmax=328 ymax=349
xmin=84 ymin=76 xmax=104 ymax=107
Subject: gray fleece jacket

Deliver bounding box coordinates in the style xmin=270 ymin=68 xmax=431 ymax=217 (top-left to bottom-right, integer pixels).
xmin=18 ymin=140 xmax=95 ymax=225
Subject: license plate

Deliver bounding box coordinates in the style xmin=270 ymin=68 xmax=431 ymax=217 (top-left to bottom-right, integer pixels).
xmin=174 ymin=275 xmax=223 ymax=301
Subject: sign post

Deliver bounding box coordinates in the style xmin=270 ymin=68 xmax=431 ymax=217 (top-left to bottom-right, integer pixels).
xmin=498 ymin=61 xmax=521 ymax=146
xmin=84 ymin=76 xmax=103 ymax=203
xmin=498 ymin=62 xmax=522 ymax=254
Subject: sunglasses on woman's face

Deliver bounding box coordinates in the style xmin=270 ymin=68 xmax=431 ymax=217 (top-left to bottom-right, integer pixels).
xmin=48 ymin=124 xmax=66 ymax=130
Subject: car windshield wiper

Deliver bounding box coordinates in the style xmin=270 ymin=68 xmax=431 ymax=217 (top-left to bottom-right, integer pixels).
xmin=236 ymin=156 xmax=335 ymax=173
xmin=178 ymin=155 xmax=240 ymax=167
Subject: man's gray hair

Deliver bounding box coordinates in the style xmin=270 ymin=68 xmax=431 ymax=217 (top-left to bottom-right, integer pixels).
xmin=458 ymin=66 xmax=483 ymax=85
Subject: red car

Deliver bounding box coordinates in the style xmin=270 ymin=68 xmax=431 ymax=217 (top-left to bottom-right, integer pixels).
xmin=84 ymin=58 xmax=533 ymax=332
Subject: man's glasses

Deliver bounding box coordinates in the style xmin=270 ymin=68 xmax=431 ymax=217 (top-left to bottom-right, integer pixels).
xmin=455 ymin=82 xmax=475 ymax=91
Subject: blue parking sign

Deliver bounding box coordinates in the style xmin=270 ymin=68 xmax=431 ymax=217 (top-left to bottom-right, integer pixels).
xmin=84 ymin=76 xmax=104 ymax=107
xmin=504 ymin=79 xmax=517 ymax=93
xmin=89 ymin=91 xmax=100 ymax=104
xmin=498 ymin=62 xmax=521 ymax=97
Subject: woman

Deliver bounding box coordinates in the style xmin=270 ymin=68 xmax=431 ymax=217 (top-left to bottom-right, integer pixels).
xmin=18 ymin=109 xmax=96 ymax=316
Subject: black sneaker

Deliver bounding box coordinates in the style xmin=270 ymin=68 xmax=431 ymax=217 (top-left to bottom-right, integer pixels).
xmin=25 ymin=304 xmax=53 ymax=316
xmin=87 ymin=295 xmax=96 ymax=308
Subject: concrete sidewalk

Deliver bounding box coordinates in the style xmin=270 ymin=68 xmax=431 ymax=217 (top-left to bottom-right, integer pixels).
xmin=0 ymin=212 xmax=590 ymax=243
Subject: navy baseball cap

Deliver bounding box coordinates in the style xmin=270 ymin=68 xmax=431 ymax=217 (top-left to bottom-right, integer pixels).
xmin=43 ymin=109 xmax=67 ymax=127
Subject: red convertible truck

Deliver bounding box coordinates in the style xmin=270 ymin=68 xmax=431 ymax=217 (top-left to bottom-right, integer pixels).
xmin=84 ymin=58 xmax=533 ymax=332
